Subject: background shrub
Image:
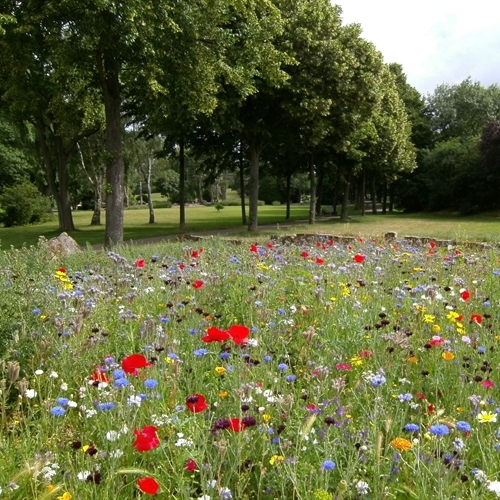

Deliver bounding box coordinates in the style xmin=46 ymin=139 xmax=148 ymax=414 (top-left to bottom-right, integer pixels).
xmin=0 ymin=182 xmax=51 ymax=227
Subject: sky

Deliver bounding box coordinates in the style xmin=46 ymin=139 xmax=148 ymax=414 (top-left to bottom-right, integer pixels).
xmin=338 ymin=0 xmax=500 ymax=96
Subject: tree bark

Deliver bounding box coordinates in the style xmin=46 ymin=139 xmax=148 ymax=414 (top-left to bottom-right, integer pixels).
xmin=315 ymin=168 xmax=324 ymax=216
xmin=98 ymin=49 xmax=124 ymax=248
xmin=285 ymin=171 xmax=291 ymax=220
xmin=179 ymin=137 xmax=186 ymax=232
xmin=36 ymin=119 xmax=75 ymax=232
xmin=308 ymin=151 xmax=315 ymax=225
xmin=239 ymin=141 xmax=246 ymax=225
xmin=146 ymin=157 xmax=154 ymax=224
xmin=340 ymin=171 xmax=352 ymax=221
xmin=247 ymin=144 xmax=260 ymax=232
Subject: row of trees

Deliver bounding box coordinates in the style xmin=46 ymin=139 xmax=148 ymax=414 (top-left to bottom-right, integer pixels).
xmin=0 ymin=0 xmax=418 ymax=245
xmin=1 ymin=1 xmax=499 ymax=246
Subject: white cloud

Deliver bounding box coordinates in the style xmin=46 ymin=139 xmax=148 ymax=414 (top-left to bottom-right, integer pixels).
xmin=338 ymin=0 xmax=500 ymax=95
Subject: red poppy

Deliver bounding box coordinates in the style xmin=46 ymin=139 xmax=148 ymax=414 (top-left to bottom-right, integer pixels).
xmin=90 ymin=368 xmax=109 ymax=384
xmin=250 ymin=244 xmax=258 ymax=253
xmin=328 ymin=239 xmax=334 ymax=246
xmin=191 ymin=249 xmax=203 ymax=258
xmin=267 ymin=243 xmax=273 ymax=249
xmin=135 ymin=259 xmax=145 ymax=268
xmin=353 ymin=254 xmax=365 ymax=263
xmin=455 ymin=250 xmax=462 ymax=255
xmin=186 ymin=393 xmax=209 ymax=413
xmin=460 ymin=290 xmax=470 ymax=301
xmin=470 ymin=314 xmax=482 ymax=324
xmin=301 ymin=251 xmax=309 ymax=258
xmin=228 ymin=418 xmax=245 ymax=432
xmin=227 ymin=324 xmax=250 ymax=345
xmin=58 ymin=267 xmax=66 ymax=273
xmin=137 ymin=477 xmax=159 ymax=495
xmin=429 ymin=336 xmax=445 ymax=346
xmin=132 ymin=426 xmax=160 ymax=452
xmin=201 ymin=327 xmax=231 ymax=343
xmin=179 ymin=263 xmax=186 ymax=270
xmin=429 ymin=241 xmax=436 ymax=249
xmin=185 ymin=458 xmax=198 ymax=472
xmin=427 ymin=403 xmax=435 ymax=414
xmin=315 ymin=258 xmax=325 ymax=265
xmin=192 ymin=280 xmax=204 ymax=289
xmin=121 ymin=354 xmax=151 ymax=375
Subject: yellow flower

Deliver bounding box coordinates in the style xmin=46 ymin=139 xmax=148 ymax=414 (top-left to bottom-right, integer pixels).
xmin=408 ymin=356 xmax=418 ymax=364
xmin=423 ymin=314 xmax=435 ymax=323
xmin=46 ymin=485 xmax=55 ymax=492
xmin=57 ymin=493 xmax=72 ymax=500
xmin=390 ymin=437 xmax=412 ymax=451
xmin=442 ymin=351 xmax=455 ymax=361
xmin=214 ymin=366 xmax=226 ymax=375
xmin=262 ymin=414 xmax=271 ymax=423
xmin=219 ymin=391 xmax=228 ymax=397
xmin=432 ymin=324 xmax=441 ymax=333
xmin=269 ymin=454 xmax=284 ymax=466
xmin=414 ymin=304 xmax=426 ymax=313
xmin=412 ymin=267 xmax=424 ymax=272
xmin=446 ymin=311 xmax=460 ymax=322
xmin=477 ymin=411 xmax=497 ymax=423
xmin=350 ymin=356 xmax=363 ymax=366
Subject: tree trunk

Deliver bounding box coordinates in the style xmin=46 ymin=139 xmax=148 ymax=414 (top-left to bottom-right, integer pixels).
xmin=382 ymin=180 xmax=388 ymax=214
xmin=179 ymin=137 xmax=186 ymax=232
xmin=91 ymin=181 xmax=102 ymax=225
xmin=308 ymin=151 xmax=315 ymax=225
xmin=36 ymin=120 xmax=75 ymax=232
xmin=361 ymin=169 xmax=366 ymax=217
xmin=371 ymin=174 xmax=377 ymax=214
xmin=285 ymin=171 xmax=291 ymax=220
xmin=315 ymin=168 xmax=324 ymax=216
xmin=98 ymin=50 xmax=124 ymax=248
xmin=340 ymin=171 xmax=352 ymax=221
xmin=248 ymin=144 xmax=260 ymax=231
xmin=239 ymin=144 xmax=246 ymax=225
xmin=389 ymin=183 xmax=394 ymax=212
xmin=146 ymin=157 xmax=154 ymax=224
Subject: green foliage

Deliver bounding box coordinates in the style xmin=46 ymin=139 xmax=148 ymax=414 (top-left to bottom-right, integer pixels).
xmin=0 ymin=182 xmax=51 ymax=227
xmin=214 ymin=202 xmax=224 ymax=212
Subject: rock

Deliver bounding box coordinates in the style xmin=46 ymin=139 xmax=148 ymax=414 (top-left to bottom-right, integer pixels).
xmin=46 ymin=232 xmax=81 ymax=258
xmin=384 ymin=231 xmax=397 ymax=240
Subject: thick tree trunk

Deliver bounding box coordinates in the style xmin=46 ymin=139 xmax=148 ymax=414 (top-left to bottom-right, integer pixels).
xmin=239 ymin=148 xmax=246 ymax=225
xmin=98 ymin=51 xmax=124 ymax=248
xmin=248 ymin=145 xmax=260 ymax=232
xmin=340 ymin=171 xmax=352 ymax=221
xmin=285 ymin=171 xmax=291 ymax=220
xmin=179 ymin=137 xmax=186 ymax=232
xmin=308 ymin=151 xmax=315 ymax=225
xmin=36 ymin=121 xmax=75 ymax=232
xmin=146 ymin=157 xmax=154 ymax=224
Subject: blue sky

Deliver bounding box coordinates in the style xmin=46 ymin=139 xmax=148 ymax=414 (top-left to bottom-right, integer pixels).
xmin=339 ymin=0 xmax=500 ymax=95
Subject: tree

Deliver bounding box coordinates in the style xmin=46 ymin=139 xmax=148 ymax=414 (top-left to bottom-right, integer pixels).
xmin=426 ymin=78 xmax=500 ymax=143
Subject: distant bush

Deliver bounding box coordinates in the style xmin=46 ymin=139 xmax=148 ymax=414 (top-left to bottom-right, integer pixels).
xmin=214 ymin=202 xmax=225 ymax=212
xmin=0 ymin=182 xmax=51 ymax=227
xmin=272 ymin=201 xmax=281 ymax=206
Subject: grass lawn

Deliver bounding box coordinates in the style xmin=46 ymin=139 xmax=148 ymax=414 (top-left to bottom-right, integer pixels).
xmin=1 ymin=204 xmax=500 ymax=249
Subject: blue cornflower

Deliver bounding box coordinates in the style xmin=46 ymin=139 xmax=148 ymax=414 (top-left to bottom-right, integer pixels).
xmin=371 ymin=374 xmax=386 ymax=387
xmin=144 ymin=379 xmax=158 ymax=389
xmin=188 ymin=328 xmax=198 ymax=335
xmin=263 ymin=355 xmax=272 ymax=362
xmin=114 ymin=377 xmax=130 ymax=388
xmin=404 ymin=423 xmax=419 ymax=432
xmin=321 ymin=460 xmax=336 ymax=471
xmin=50 ymin=406 xmax=66 ymax=417
xmin=220 ymin=352 xmax=231 ymax=360
xmin=277 ymin=308 xmax=286 ymax=315
xmin=229 ymin=256 xmax=239 ymax=263
xmin=429 ymin=424 xmax=450 ymax=436
xmin=112 ymin=369 xmax=126 ymax=379
xmin=194 ymin=348 xmax=208 ymax=357
xmin=456 ymin=421 xmax=471 ymax=433
xmin=167 ymin=352 xmax=179 ymax=360
xmin=160 ymin=317 xmax=170 ymax=323
xmin=398 ymin=393 xmax=413 ymax=402
xmin=56 ymin=397 xmax=70 ymax=406
xmin=478 ymin=346 xmax=486 ymax=354
xmin=286 ymin=375 xmax=297 ymax=382
xmin=277 ymin=363 xmax=288 ymax=371
xmin=96 ymin=402 xmax=115 ymax=411
xmin=32 ymin=308 xmax=41 ymax=315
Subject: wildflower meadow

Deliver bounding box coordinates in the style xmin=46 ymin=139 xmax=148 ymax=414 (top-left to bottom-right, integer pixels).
xmin=2 ymin=235 xmax=500 ymax=500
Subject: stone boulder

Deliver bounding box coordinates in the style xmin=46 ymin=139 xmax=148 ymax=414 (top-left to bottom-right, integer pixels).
xmin=46 ymin=232 xmax=81 ymax=259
